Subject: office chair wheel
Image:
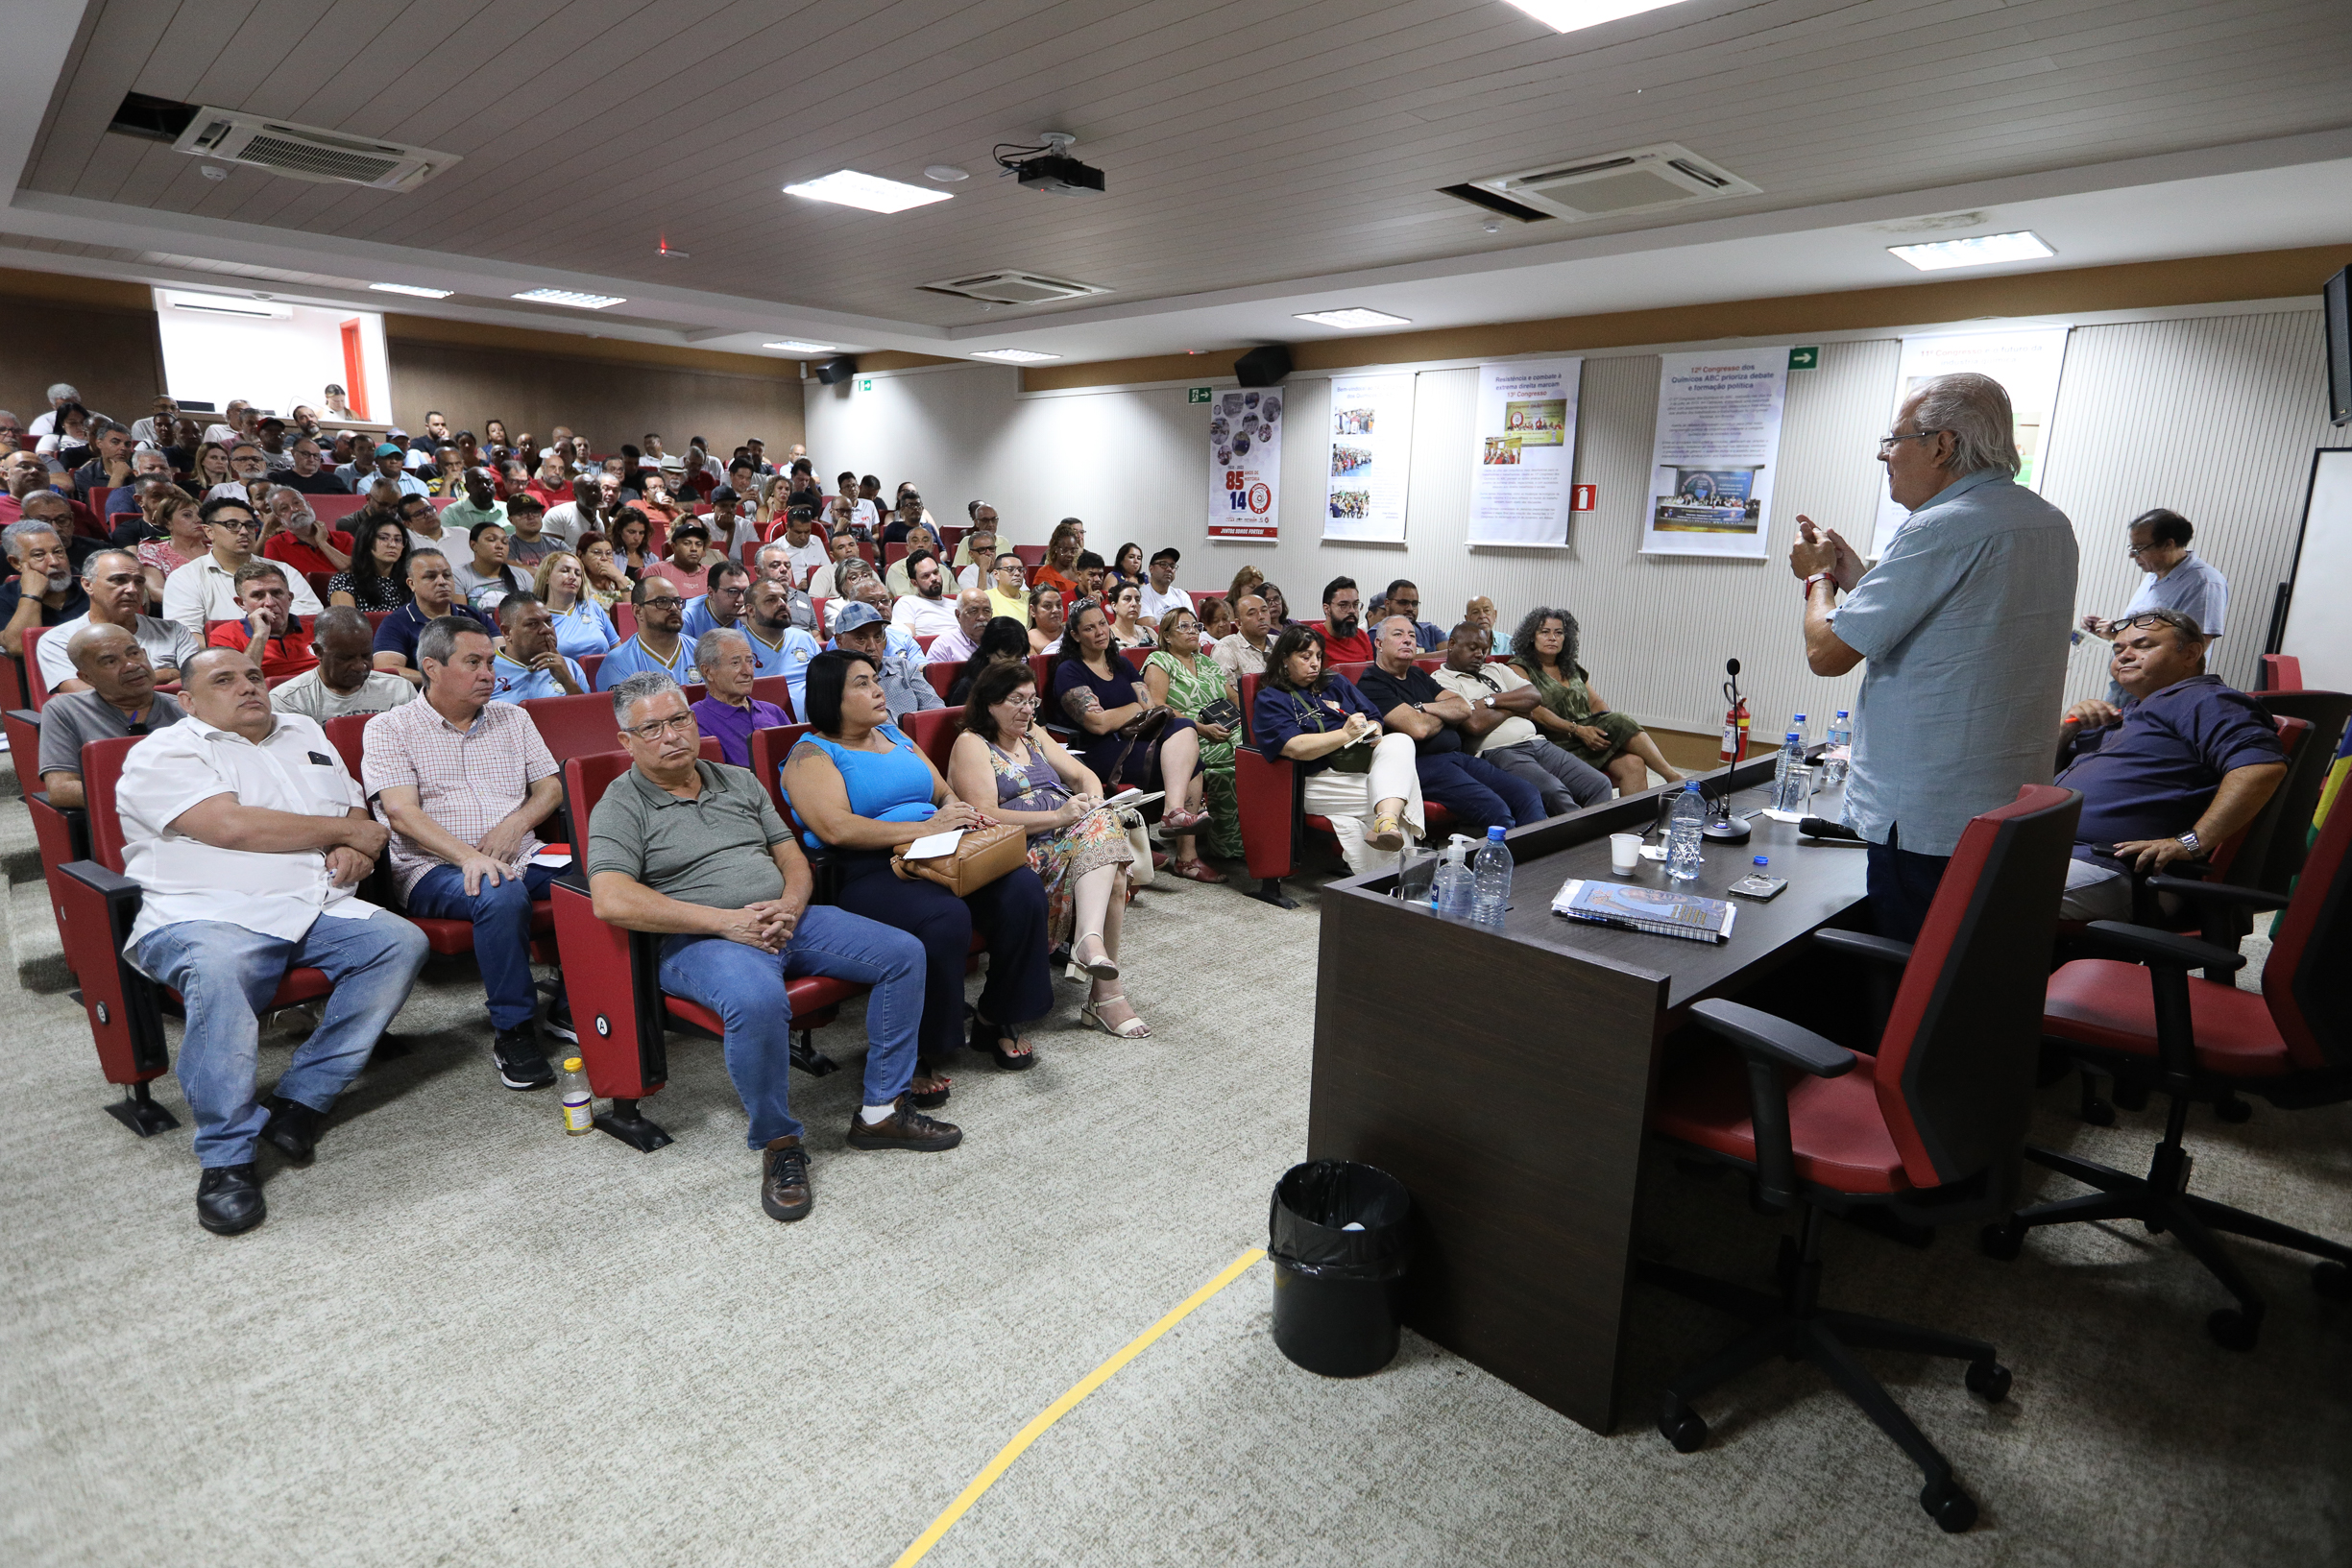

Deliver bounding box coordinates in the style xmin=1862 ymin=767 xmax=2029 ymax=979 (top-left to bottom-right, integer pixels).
xmin=2205 ymin=1308 xmax=2260 ymax=1352
xmin=1978 ymin=1220 xmax=2025 ymax=1262
xmin=1919 ymin=1479 xmax=1978 ymax=1533
xmin=1964 ymin=1359 xmax=2011 ymax=1402
xmin=2316 ymin=1261 xmax=2352 ymax=1301
xmin=1657 ymin=1399 xmax=1708 ymax=1454
xmin=2213 ymin=1093 xmax=2252 ymax=1124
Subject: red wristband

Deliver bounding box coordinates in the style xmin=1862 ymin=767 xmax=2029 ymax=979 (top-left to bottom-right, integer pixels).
xmin=1803 ymin=572 xmax=1836 ymax=599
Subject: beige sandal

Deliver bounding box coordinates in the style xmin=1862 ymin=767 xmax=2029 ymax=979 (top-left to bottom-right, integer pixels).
xmin=1367 ymin=812 xmax=1406 ymax=854
xmin=1081 ymin=993 xmax=1152 ymax=1039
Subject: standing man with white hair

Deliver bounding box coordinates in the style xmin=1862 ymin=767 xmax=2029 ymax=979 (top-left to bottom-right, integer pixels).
xmin=1788 ymin=371 xmax=2079 ymax=943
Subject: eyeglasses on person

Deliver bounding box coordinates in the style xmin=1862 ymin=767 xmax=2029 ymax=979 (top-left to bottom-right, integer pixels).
xmin=626 ymin=713 xmax=697 ymax=740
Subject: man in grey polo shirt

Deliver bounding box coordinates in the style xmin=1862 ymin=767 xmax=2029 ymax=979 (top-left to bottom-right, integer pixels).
xmin=1790 ymin=372 xmax=2078 ymax=941
xmin=584 ymin=672 xmax=955 ymax=1224
xmin=37 ymin=623 xmax=186 ymax=808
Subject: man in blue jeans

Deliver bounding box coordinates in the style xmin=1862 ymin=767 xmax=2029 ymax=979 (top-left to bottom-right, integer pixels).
xmin=363 ymin=615 xmax=569 ymax=1090
xmin=587 ymin=671 xmax=956 ymax=1223
xmin=117 ymin=646 xmax=430 ymax=1235
xmin=1353 ymin=615 xmax=1547 ymax=838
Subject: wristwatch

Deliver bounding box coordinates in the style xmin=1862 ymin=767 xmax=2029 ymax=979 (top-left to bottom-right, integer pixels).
xmin=1803 ymin=572 xmax=1838 ymax=598
xmin=2176 ymin=830 xmax=2201 ymax=856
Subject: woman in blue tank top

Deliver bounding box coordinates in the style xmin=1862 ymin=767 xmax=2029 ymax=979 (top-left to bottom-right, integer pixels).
xmin=784 ymin=649 xmax=1054 ymax=1086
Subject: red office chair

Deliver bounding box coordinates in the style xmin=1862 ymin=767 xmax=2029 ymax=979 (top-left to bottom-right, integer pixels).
xmin=2259 ymin=654 xmax=2303 ymax=691
xmin=57 ymin=735 xmax=341 ymax=1136
xmin=1644 ymin=784 xmax=2082 ymax=1532
xmin=1987 ymin=779 xmax=2352 ymax=1348
xmin=549 ymin=742 xmax=861 ymax=1149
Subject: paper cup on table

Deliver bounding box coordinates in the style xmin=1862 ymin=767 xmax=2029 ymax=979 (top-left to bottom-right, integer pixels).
xmin=1610 ymin=833 xmax=1642 ymax=875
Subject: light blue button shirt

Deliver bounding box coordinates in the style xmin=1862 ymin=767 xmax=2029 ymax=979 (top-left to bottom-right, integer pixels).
xmin=2120 ymin=549 xmax=2226 ymax=635
xmin=1829 ymin=469 xmax=2079 ymax=857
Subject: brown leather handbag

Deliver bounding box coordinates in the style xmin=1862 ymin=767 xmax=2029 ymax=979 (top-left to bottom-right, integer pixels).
xmin=889 ymin=821 xmax=1028 ymax=895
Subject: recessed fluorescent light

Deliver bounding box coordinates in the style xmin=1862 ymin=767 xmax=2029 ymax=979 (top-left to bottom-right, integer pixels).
xmin=1503 ymin=0 xmax=1689 ymax=35
xmin=784 ymin=170 xmax=953 ymax=214
xmin=369 ymin=282 xmax=453 ymax=299
xmin=512 ymin=288 xmax=626 ymax=309
xmin=969 ymin=349 xmax=1062 ymax=364
xmin=1294 ymin=307 xmax=1411 ymax=330
xmin=1887 ymin=230 xmax=2056 ymax=272
xmin=763 ymin=340 xmax=839 ymax=355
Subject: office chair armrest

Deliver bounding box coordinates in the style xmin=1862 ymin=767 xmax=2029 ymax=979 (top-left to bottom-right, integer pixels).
xmin=1688 ymin=999 xmax=1857 ymax=1077
xmin=1812 ymin=929 xmax=1913 ymax=969
xmin=2078 ymin=920 xmax=2245 ymax=975
xmin=2142 ymin=876 xmax=2290 ymax=913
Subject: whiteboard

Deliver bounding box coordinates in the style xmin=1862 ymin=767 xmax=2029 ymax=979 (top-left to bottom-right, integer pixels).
xmin=2280 ymin=448 xmax=2352 ymax=690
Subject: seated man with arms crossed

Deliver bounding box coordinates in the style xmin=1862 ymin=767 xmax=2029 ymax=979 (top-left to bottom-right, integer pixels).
xmin=588 ymin=673 xmax=956 ymax=1223
xmin=2052 ymin=607 xmax=2287 ymax=921
xmin=118 ymin=646 xmax=430 ymax=1234
xmin=39 ymin=548 xmax=198 ymax=694
xmin=271 ymin=606 xmax=419 ymax=719
xmin=1354 ymin=615 xmax=1547 ymax=840
xmin=364 ymin=615 xmax=571 ymax=1088
xmin=38 ymin=623 xmax=186 ymax=808
xmin=1427 ymin=621 xmax=1612 ymax=815
xmin=372 ymin=549 xmax=497 ymax=687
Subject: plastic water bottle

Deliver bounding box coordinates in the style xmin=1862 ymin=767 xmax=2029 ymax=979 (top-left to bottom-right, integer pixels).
xmin=1791 ymin=712 xmax=1810 ymax=747
xmin=560 ymin=1056 xmax=594 ymax=1136
xmin=1771 ymin=729 xmax=1802 ymax=800
xmin=1472 ymin=825 xmax=1513 ymax=927
xmin=1821 ymin=710 xmax=1852 ymax=789
xmin=1432 ymin=834 xmax=1477 ymax=919
xmin=1667 ymin=784 xmax=1707 ymax=881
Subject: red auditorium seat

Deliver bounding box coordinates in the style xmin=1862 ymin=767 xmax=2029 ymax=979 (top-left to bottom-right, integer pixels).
xmin=21 ymin=627 xmax=57 ymax=709
xmin=9 ymin=706 xmax=86 ymax=986
xmin=923 ymin=661 xmax=958 ymax=704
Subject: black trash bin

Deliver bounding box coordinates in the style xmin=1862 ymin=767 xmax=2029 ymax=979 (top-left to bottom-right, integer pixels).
xmin=1268 ymin=1160 xmax=1412 ymax=1377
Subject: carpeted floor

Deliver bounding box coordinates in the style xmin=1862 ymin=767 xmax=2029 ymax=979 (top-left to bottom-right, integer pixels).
xmin=1 ymin=862 xmax=2346 ymax=1568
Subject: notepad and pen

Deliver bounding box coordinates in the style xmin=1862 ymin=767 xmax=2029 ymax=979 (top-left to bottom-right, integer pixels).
xmin=1552 ymin=878 xmax=1737 ymax=944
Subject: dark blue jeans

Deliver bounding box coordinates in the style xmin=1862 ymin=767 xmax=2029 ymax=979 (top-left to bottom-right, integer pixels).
xmin=405 ymin=860 xmax=560 ymax=1032
xmin=1865 ymin=826 xmax=1950 ymax=946
xmin=1416 ymin=751 xmax=1547 ymax=839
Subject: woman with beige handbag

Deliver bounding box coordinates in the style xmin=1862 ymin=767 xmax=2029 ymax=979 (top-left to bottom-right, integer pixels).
xmin=948 ymin=660 xmax=1152 ymax=1040
xmin=785 ymin=650 xmax=1055 ymax=1080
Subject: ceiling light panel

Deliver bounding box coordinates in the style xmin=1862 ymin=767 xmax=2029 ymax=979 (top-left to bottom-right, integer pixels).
xmin=370 ymin=281 xmax=452 ymax=298
xmin=1295 ymin=308 xmax=1411 ymax=330
xmin=512 ymin=287 xmax=625 ymax=308
xmin=1504 ymin=0 xmax=1688 ymax=33
xmin=1887 ymin=230 xmax=2056 ymax=272
xmin=764 ymin=340 xmax=839 ymax=354
xmin=784 ymin=170 xmax=953 ymax=214
xmin=969 ymin=349 xmax=1062 ymax=363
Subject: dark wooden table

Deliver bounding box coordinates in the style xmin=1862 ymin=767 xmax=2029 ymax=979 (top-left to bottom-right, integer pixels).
xmin=1308 ymin=760 xmax=1872 ymax=1432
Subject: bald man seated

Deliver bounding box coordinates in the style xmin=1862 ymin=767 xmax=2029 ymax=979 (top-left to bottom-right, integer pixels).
xmin=37 ymin=623 xmax=187 ymax=808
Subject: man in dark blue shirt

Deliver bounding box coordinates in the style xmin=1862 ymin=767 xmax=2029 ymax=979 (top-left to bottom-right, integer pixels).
xmin=1353 ymin=615 xmax=1545 ymax=840
xmin=2052 ymin=608 xmax=2285 ymax=921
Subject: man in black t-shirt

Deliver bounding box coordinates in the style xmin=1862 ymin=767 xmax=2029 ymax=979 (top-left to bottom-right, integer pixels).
xmin=1353 ymin=615 xmax=1546 ymax=839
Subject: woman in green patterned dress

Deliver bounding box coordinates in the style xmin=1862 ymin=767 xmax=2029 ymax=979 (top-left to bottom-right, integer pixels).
xmin=1509 ymin=606 xmax=1685 ymax=795
xmin=1143 ymin=605 xmax=1242 ymax=874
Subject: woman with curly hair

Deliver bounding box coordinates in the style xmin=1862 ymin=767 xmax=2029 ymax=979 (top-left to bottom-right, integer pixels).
xmin=1509 ymin=606 xmax=1684 ymax=793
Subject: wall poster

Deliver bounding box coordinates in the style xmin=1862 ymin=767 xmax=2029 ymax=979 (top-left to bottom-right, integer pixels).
xmin=1640 ymin=349 xmax=1791 ymax=558
xmin=1322 ymin=372 xmax=1416 ymax=542
xmin=1467 ymin=357 xmax=1582 ymax=545
xmin=1869 ymin=326 xmax=2071 ymax=556
xmin=1207 ymin=385 xmax=1283 ymax=542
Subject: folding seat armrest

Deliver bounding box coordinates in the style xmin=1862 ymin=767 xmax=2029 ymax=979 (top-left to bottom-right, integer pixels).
xmin=2079 ymin=919 xmax=2244 ymax=974
xmin=1688 ymin=1000 xmax=1856 ymax=1217
xmin=2142 ymin=875 xmax=2289 ymax=912
xmin=61 ymin=857 xmax=141 ymax=906
xmin=1812 ymin=929 xmax=1912 ymax=969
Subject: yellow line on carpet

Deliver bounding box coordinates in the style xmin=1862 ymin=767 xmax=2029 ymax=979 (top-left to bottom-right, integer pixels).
xmin=889 ymin=1246 xmax=1268 ymax=1567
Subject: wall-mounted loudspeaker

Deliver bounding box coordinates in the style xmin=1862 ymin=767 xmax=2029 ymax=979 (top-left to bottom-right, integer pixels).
xmin=815 ymin=354 xmax=860 ymax=385
xmin=1233 ymin=345 xmax=1293 ymax=387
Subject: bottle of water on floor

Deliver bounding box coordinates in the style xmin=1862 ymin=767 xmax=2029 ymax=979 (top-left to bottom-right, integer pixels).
xmin=1433 ymin=834 xmax=1477 ymax=919
xmin=1821 ymin=710 xmax=1852 ymax=790
xmin=1667 ymin=784 xmax=1707 ymax=881
xmin=560 ymin=1057 xmax=594 ymax=1136
xmin=1472 ymin=825 xmax=1513 ymax=927
xmin=1771 ymin=730 xmax=1806 ymax=812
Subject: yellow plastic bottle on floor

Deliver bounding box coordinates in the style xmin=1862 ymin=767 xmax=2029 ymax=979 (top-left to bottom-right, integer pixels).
xmin=560 ymin=1057 xmax=594 ymax=1136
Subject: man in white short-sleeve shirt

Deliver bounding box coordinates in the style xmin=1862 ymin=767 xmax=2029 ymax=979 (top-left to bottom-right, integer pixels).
xmin=116 ymin=645 xmax=429 ymax=1236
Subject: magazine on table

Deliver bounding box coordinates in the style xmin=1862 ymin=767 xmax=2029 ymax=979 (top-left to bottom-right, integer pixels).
xmin=1551 ymin=878 xmax=1736 ymax=944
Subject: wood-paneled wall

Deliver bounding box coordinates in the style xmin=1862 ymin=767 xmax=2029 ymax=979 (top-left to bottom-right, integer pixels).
xmin=0 ymin=269 xmax=162 ymax=429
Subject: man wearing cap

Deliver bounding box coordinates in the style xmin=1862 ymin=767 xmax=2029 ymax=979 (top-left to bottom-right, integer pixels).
xmin=643 ymin=518 xmax=712 ymax=599
xmin=834 ymin=601 xmax=942 ymax=725
xmin=342 ymin=441 xmax=427 ymax=498
xmin=1139 ymin=547 xmax=1186 ymax=620
xmin=502 ymin=492 xmax=560 ymax=569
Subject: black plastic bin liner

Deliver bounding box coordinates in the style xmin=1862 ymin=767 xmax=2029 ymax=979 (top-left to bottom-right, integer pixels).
xmin=1268 ymin=1160 xmax=1411 ymax=1377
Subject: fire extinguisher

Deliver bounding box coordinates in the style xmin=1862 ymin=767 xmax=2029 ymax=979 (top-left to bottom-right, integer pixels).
xmin=1720 ymin=658 xmax=1750 ymax=764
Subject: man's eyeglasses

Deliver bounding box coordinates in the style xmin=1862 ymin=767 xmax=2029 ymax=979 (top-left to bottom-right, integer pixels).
xmin=208 ymin=519 xmax=258 ymax=534
xmin=626 ymin=713 xmax=696 ymax=740
xmin=1877 ymin=429 xmax=1945 ymax=455
xmin=639 ymin=595 xmax=684 ymax=610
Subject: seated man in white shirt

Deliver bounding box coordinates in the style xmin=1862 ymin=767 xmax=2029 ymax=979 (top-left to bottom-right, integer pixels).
xmin=117 ymin=645 xmax=430 ymax=1235
xmin=887 ymin=549 xmax=961 ymax=640
xmin=160 ymin=495 xmax=325 ymax=636
xmin=271 ymin=607 xmax=421 ymax=720
xmin=1426 ymin=621 xmax=1612 ymax=815
xmin=1137 ymin=547 xmax=1187 ymax=620
xmin=772 ymin=502 xmax=829 ymax=588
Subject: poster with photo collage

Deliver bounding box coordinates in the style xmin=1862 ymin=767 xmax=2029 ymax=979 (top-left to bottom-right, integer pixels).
xmin=1322 ymin=373 xmax=1415 ymax=543
xmin=1206 ymin=386 xmax=1283 ymax=542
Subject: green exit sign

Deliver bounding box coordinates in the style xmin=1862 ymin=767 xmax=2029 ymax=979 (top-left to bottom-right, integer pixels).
xmin=857 ymin=377 xmax=874 ymax=392
xmin=1787 ymin=346 xmax=1819 ymax=370
xmin=1188 ymin=386 xmax=1212 ymax=403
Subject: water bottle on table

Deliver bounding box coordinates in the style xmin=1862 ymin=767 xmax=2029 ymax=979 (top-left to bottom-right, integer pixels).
xmin=1821 ymin=710 xmax=1852 ymax=789
xmin=1471 ymin=825 xmax=1513 ymax=927
xmin=1771 ymin=730 xmax=1812 ymax=814
xmin=1432 ymin=834 xmax=1477 ymax=919
xmin=1667 ymin=783 xmax=1707 ymax=881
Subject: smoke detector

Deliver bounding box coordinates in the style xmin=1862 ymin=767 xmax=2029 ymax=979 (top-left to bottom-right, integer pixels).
xmin=1465 ymin=142 xmax=1757 ymax=222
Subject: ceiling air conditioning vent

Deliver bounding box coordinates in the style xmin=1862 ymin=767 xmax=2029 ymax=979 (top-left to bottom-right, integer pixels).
xmin=1467 ymin=143 xmax=1757 ymax=223
xmin=918 ymin=271 xmax=1109 ymax=306
xmin=170 ymin=108 xmax=459 ymax=193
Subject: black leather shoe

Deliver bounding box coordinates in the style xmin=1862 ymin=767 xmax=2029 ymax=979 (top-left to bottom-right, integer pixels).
xmin=762 ymin=1136 xmax=812 ymax=1221
xmin=495 ymin=1029 xmax=556 ymax=1091
xmin=196 ymin=1164 xmax=265 ymax=1235
xmin=259 ymin=1095 xmax=325 ymax=1164
xmin=544 ymin=985 xmax=578 ymax=1044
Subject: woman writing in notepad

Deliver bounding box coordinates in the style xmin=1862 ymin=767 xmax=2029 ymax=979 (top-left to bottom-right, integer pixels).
xmin=1252 ymin=623 xmax=1424 ymax=876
